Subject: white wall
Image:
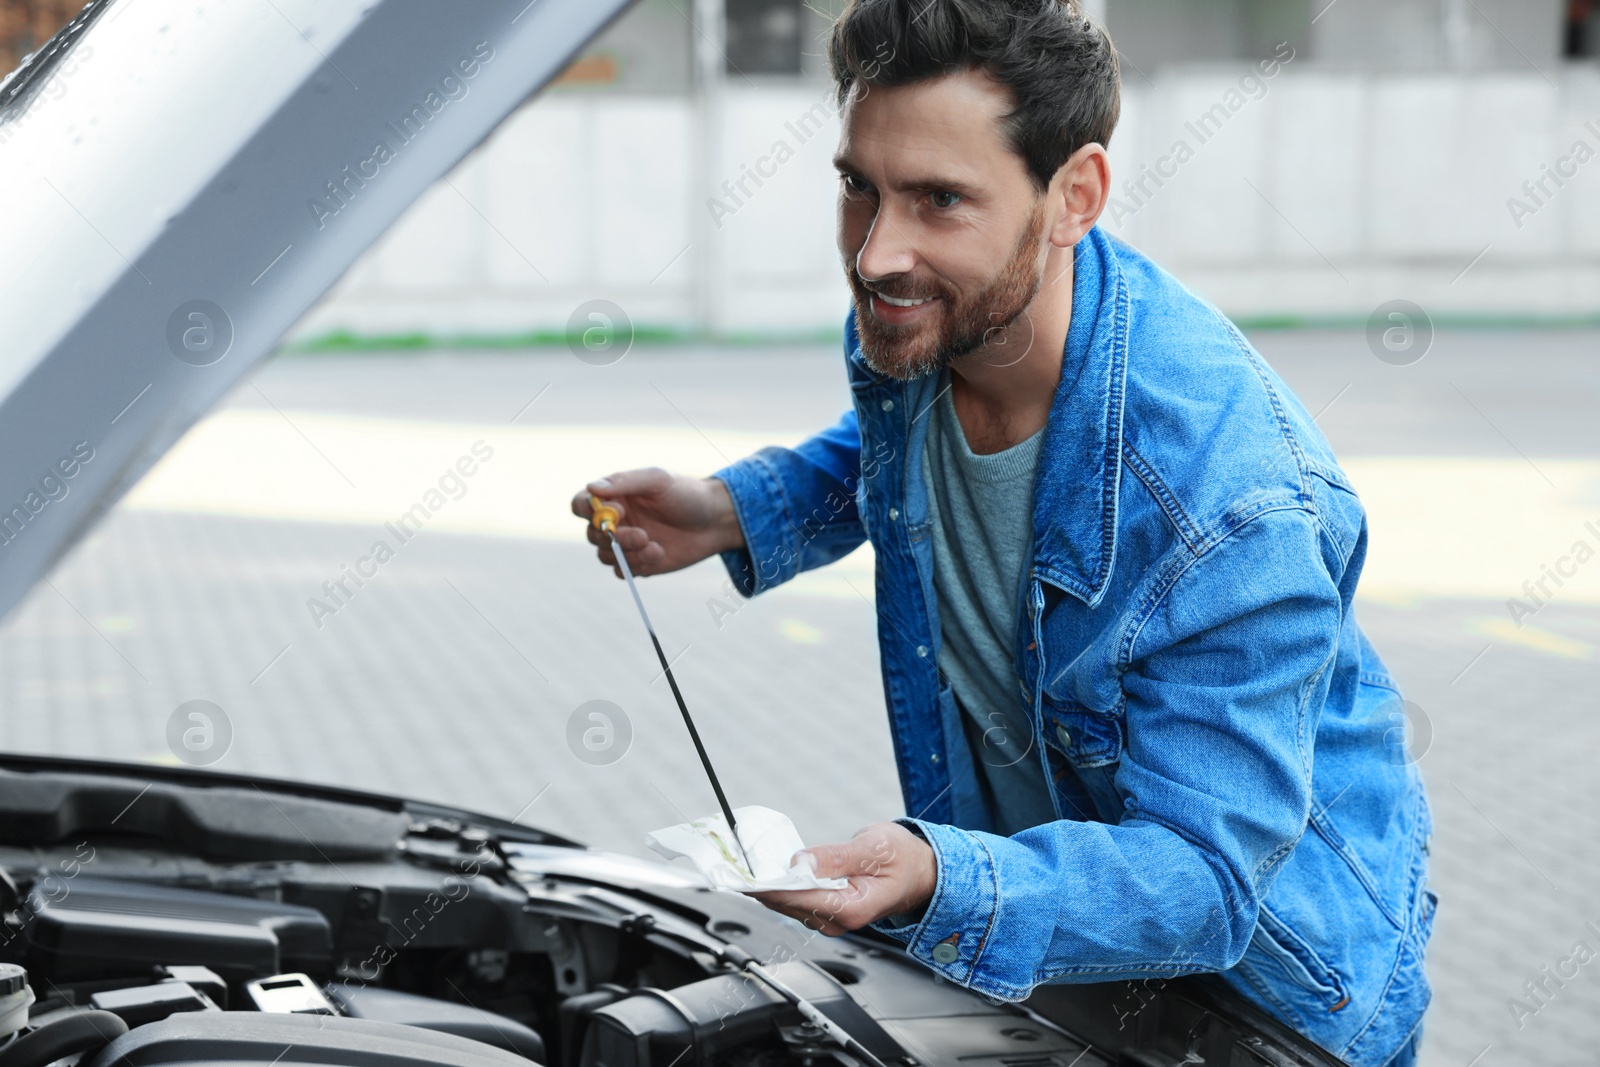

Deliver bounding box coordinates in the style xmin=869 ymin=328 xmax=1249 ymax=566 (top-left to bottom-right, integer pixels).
xmin=295 ymin=84 xmax=850 ymax=341
xmin=292 ymin=64 xmax=1600 ymax=343
xmin=1106 ymin=62 xmax=1600 ymax=319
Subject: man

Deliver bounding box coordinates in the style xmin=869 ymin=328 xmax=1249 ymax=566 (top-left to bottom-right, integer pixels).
xmin=572 ymin=2 xmax=1432 ymax=1065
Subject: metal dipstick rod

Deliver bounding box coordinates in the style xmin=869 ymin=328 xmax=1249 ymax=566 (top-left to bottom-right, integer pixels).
xmin=589 ymin=495 xmax=753 ymax=877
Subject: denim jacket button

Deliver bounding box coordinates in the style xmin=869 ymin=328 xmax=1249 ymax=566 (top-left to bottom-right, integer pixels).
xmin=929 ymin=752 xmax=941 ymax=765
xmin=916 ymin=645 xmax=928 ymax=657
xmin=1056 ymin=724 xmax=1072 ymax=748
xmin=881 ymin=398 xmax=895 ymax=411
xmin=932 ymin=942 xmax=959 ymax=964
xmin=888 ymin=507 xmax=900 ymax=521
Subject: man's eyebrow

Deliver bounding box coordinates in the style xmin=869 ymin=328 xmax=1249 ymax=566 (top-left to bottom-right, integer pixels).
xmin=899 ymin=176 xmax=982 ymax=197
xmin=831 ymin=156 xmax=981 ymax=196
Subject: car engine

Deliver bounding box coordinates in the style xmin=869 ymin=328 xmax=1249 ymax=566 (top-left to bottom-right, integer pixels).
xmin=0 ymin=758 xmax=1339 ymax=1067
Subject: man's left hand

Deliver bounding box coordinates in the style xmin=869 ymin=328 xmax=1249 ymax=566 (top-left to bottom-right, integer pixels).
xmin=752 ymin=821 xmax=936 ymax=936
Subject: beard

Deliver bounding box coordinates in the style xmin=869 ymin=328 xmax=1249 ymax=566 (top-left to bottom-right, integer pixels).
xmin=848 ymin=200 xmax=1047 ymax=382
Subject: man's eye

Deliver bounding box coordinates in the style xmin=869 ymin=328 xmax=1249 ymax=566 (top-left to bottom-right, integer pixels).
xmin=930 ymin=191 xmax=961 ymax=209
xmin=842 ymin=174 xmax=871 ymax=195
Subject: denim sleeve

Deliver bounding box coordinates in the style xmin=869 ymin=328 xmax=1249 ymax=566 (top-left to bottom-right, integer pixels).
xmin=710 ymin=408 xmax=867 ymax=597
xmin=871 ymin=508 xmax=1340 ymax=1000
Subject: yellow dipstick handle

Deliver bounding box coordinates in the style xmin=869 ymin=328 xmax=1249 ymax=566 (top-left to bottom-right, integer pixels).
xmin=589 ymin=494 xmax=620 ymax=533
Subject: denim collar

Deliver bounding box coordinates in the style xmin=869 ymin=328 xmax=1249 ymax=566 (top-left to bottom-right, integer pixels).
xmin=1031 ymin=225 xmax=1128 ymax=608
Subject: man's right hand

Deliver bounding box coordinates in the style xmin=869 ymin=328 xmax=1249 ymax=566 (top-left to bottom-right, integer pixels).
xmin=571 ymin=468 xmax=745 ymax=579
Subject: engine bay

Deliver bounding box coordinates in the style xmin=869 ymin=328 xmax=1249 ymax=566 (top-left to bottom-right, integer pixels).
xmin=0 ymin=758 xmax=1339 ymax=1067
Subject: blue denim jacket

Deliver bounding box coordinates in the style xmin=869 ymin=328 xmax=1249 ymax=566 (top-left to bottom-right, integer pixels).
xmin=712 ymin=226 xmax=1434 ymax=1067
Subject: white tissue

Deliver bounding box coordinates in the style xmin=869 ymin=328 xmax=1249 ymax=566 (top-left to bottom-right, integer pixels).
xmin=645 ymin=805 xmax=849 ymax=892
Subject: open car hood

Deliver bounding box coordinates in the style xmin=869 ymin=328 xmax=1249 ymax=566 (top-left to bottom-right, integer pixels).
xmin=0 ymin=0 xmax=635 ymax=625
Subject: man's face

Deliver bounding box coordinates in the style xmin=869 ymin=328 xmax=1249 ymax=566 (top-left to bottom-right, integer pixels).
xmin=835 ymin=69 xmax=1049 ymax=381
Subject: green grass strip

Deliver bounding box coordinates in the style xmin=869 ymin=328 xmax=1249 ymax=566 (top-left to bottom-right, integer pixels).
xmin=282 ymin=314 xmax=1600 ymax=353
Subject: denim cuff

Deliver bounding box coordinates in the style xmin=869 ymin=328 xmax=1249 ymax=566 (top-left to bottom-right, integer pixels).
xmin=711 ymin=449 xmax=802 ymax=598
xmin=866 ymin=818 xmax=1000 ymax=987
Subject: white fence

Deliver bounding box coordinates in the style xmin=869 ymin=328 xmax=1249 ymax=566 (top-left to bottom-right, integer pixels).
xmin=291 ymin=63 xmax=1600 ymax=343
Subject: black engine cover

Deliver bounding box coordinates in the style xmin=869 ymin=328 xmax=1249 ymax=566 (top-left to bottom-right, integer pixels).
xmin=25 ymin=877 xmax=331 ymax=980
xmin=85 ymin=1011 xmax=537 ymax=1067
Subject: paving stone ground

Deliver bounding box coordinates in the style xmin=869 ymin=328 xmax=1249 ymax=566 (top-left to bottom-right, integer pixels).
xmin=2 ymin=330 xmax=1597 ymax=1066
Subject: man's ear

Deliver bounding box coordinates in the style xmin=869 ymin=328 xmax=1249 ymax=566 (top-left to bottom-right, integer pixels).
xmin=1047 ymin=143 xmax=1112 ymax=248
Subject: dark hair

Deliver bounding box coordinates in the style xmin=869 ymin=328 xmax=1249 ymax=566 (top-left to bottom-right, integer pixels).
xmin=827 ymin=0 xmax=1121 ymax=192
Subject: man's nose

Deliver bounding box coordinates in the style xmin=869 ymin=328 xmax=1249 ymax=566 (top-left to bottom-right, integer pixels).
xmin=855 ymin=205 xmax=919 ymax=283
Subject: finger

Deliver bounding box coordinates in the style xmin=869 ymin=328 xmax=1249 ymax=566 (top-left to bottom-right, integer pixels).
xmin=595 ymin=531 xmax=666 ymax=577
xmin=590 ymin=467 xmax=674 ymax=498
xmin=572 ymin=486 xmax=635 ymax=524
xmin=579 ymin=494 xmax=629 ymax=527
xmin=749 ymin=892 xmax=810 ymax=919
xmin=620 ymin=541 xmax=668 ymax=576
xmin=768 ymin=886 xmax=860 ymax=924
xmin=798 ymin=905 xmax=849 ymax=936
xmin=588 ymin=524 xmax=661 ymax=563
xmin=587 ymin=523 xmax=657 ymax=563
xmin=818 ymin=901 xmax=872 ymax=933
xmin=797 ymin=840 xmax=873 ymax=881
xmin=752 ymin=888 xmax=823 ymax=909
xmin=586 ymin=529 xmax=617 ymax=570
xmin=595 ymin=470 xmax=675 ymax=495
xmin=776 ymin=882 xmax=881 ymax=933
xmin=608 ymin=525 xmax=653 ymax=552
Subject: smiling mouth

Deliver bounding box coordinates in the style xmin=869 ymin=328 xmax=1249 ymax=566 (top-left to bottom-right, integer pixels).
xmin=870 ymin=290 xmax=937 ymax=309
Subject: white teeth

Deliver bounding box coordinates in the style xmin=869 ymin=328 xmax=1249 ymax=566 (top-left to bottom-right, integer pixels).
xmin=876 ymin=293 xmax=933 ymax=308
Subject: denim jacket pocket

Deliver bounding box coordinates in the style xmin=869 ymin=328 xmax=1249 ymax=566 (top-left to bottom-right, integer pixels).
xmin=1041 ymin=693 xmax=1124 ymax=769
xmin=1237 ymin=906 xmax=1351 ymax=1023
